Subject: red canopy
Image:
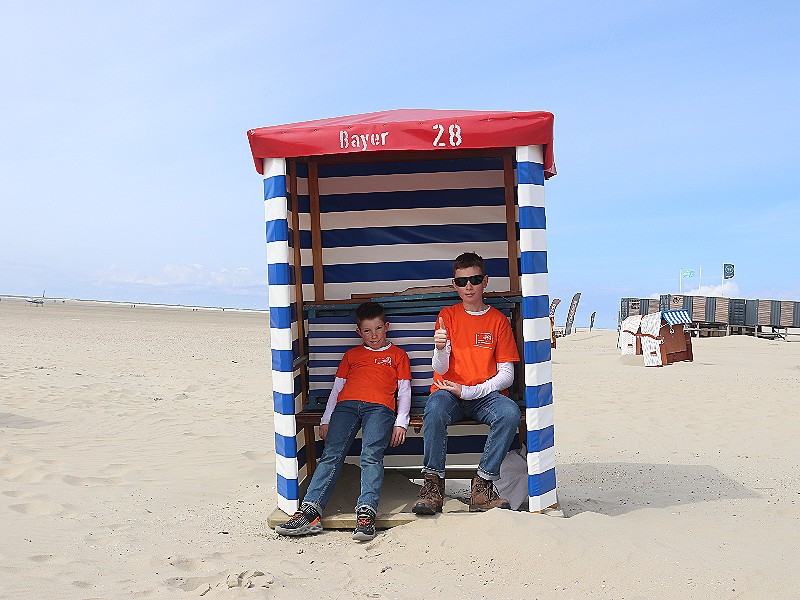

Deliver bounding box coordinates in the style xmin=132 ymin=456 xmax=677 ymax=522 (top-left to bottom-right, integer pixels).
xmin=247 ymin=109 xmax=555 ymax=178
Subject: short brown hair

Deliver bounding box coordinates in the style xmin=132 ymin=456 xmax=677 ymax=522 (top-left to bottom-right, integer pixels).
xmin=355 ymin=302 xmax=386 ymax=326
xmin=453 ymin=252 xmax=484 ymax=276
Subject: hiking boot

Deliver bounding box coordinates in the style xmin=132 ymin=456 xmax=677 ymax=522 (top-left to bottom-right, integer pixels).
xmin=352 ymin=506 xmax=377 ymax=541
xmin=469 ymin=475 xmax=511 ymax=512
xmin=275 ymin=504 xmax=322 ymax=536
xmin=412 ymin=473 xmax=445 ymax=515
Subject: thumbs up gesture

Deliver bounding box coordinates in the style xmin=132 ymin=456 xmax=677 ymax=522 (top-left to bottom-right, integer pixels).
xmin=434 ymin=317 xmax=449 ymax=351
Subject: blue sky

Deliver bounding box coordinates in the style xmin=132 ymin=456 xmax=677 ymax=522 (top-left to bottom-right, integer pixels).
xmin=1 ymin=1 xmax=798 ymax=327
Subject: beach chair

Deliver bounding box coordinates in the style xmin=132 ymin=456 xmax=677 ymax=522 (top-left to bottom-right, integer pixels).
xmin=248 ymin=109 xmax=558 ymax=524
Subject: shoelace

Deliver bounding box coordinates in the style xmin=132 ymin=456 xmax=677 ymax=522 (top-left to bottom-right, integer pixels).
xmin=420 ymin=479 xmax=442 ymax=499
xmin=357 ymin=514 xmax=372 ymax=527
xmin=476 ymin=479 xmax=500 ymax=501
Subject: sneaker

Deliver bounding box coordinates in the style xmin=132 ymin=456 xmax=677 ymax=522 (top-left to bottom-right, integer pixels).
xmin=469 ymin=475 xmax=511 ymax=512
xmin=412 ymin=472 xmax=445 ymax=515
xmin=352 ymin=506 xmax=377 ymax=541
xmin=275 ymin=504 xmax=322 ymax=536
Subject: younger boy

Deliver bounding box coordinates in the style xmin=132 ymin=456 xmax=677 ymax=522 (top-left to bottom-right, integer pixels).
xmin=276 ymin=302 xmax=411 ymax=541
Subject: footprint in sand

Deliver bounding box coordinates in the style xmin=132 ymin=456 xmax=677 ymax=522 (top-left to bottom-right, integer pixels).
xmin=10 ymin=500 xmax=79 ymax=517
xmin=242 ymin=451 xmax=270 ymax=462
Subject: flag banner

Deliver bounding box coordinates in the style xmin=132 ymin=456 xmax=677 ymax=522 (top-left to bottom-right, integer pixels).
xmin=723 ymin=263 xmax=735 ymax=279
xmin=681 ymin=269 xmax=695 ymax=278
xmin=564 ymin=292 xmax=581 ymax=335
xmin=590 ymin=311 xmax=596 ymax=330
xmin=549 ymin=298 xmax=561 ymax=317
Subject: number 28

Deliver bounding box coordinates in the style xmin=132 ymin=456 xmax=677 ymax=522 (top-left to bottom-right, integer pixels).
xmin=432 ymin=123 xmax=462 ymax=147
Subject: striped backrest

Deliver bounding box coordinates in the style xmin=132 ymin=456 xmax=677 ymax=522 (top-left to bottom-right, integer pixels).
xmin=294 ymin=157 xmax=514 ymax=301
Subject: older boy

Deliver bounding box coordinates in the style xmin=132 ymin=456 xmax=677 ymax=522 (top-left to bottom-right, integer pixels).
xmin=276 ymin=302 xmax=411 ymax=541
xmin=413 ymin=252 xmax=521 ymax=514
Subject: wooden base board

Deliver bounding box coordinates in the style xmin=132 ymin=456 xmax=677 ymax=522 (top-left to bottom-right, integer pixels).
xmin=267 ymin=502 xmax=561 ymax=530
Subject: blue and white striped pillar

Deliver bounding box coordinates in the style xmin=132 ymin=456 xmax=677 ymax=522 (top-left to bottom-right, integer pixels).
xmin=516 ymin=145 xmax=557 ymax=512
xmin=264 ymin=158 xmax=301 ymax=515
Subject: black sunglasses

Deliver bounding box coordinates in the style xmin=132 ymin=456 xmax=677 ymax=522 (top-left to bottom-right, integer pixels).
xmin=453 ymin=274 xmax=486 ymax=287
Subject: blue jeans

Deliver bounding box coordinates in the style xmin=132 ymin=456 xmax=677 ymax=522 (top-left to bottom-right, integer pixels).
xmin=422 ymin=390 xmax=520 ymax=481
xmin=302 ymin=400 xmax=395 ymax=514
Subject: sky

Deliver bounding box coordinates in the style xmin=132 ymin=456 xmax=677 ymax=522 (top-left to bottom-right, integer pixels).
xmin=1 ymin=1 xmax=798 ymax=328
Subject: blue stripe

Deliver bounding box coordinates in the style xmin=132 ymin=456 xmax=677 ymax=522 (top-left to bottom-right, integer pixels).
xmin=317 ymin=187 xmax=505 ymax=213
xmin=267 ymin=263 xmax=292 ymax=286
xmin=323 ymin=258 xmax=509 ymax=284
xmin=271 ymin=349 xmax=294 ymax=372
xmin=269 ymin=306 xmax=292 ymax=329
xmin=520 ymin=251 xmax=548 ymax=275
xmin=266 ymin=219 xmax=289 ymax=243
xmin=412 ymin=385 xmax=431 ymax=395
xmin=527 ymin=425 xmax=555 ymax=453
xmin=517 ymin=161 xmax=545 ymax=186
xmin=319 ymin=157 xmax=503 ymax=178
xmin=273 ymin=391 xmax=296 ymax=415
xmin=522 ymin=295 xmax=549 ymax=319
xmin=528 ymin=468 xmax=556 ymax=497
xmin=309 ymin=314 xmax=440 ymax=324
xmin=275 ymin=432 xmax=297 ymax=458
xmin=524 ymin=339 xmax=552 ymax=364
xmin=277 ymin=474 xmax=299 ymax=501
xmin=519 ymin=206 xmax=546 ymax=230
xmin=264 ymin=175 xmax=287 ymax=201
xmin=525 ymin=383 xmax=553 ymax=409
xmin=323 ymin=223 xmax=508 ymax=248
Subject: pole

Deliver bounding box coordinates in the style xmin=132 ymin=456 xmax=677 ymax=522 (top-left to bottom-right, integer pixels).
xmin=699 ymin=265 xmax=702 ymax=292
xmin=679 ymin=269 xmax=682 ymax=294
xmin=721 ymin=263 xmax=724 ymax=297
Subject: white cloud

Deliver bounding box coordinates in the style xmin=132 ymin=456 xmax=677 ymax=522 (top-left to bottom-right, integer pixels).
xmin=682 ymin=282 xmax=740 ymax=297
xmin=98 ymin=263 xmax=266 ymax=291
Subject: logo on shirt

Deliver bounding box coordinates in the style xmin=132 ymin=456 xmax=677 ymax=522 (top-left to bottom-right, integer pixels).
xmin=475 ymin=332 xmax=494 ymax=348
xmin=375 ymin=357 xmax=393 ymax=366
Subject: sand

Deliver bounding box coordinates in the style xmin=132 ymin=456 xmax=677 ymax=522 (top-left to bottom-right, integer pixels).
xmin=2 ymin=299 xmax=799 ymax=599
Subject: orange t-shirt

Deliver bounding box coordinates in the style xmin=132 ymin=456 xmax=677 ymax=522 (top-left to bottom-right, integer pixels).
xmin=336 ymin=344 xmax=412 ymax=411
xmin=430 ymin=304 xmax=520 ymax=392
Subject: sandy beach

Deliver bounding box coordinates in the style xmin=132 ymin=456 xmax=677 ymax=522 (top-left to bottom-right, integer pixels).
xmin=2 ymin=299 xmax=799 ymax=599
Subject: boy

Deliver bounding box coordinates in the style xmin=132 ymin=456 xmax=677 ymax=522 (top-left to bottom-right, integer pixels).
xmin=276 ymin=302 xmax=411 ymax=541
xmin=413 ymin=252 xmax=521 ymax=514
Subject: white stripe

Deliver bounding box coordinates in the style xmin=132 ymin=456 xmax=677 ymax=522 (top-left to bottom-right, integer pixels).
xmin=274 ymin=412 xmax=297 ymax=439
xmin=526 ymin=403 xmax=554 ymax=431
xmin=276 ymin=454 xmax=299 ymax=479
xmin=317 ymin=169 xmax=505 ymax=195
xmin=525 ymin=361 xmax=553 ymax=386
xmin=517 ymin=183 xmax=545 ymax=207
xmin=278 ymin=496 xmax=299 ymax=515
xmin=264 ymin=195 xmax=288 ymax=221
xmin=526 ymin=445 xmax=556 ymax=475
xmin=268 ymin=284 xmax=291 ymax=308
xmin=266 ymin=240 xmax=290 ymax=264
xmin=272 ymin=370 xmax=295 ymax=395
xmin=263 ymin=158 xmax=287 ymax=179
xmin=523 ymin=317 xmax=552 ymax=342
xmin=298 ymin=213 xmax=311 ymax=231
xmin=321 ymin=206 xmax=506 ymax=230
xmin=516 ymin=145 xmax=544 ymax=164
xmin=519 ymin=228 xmax=547 ymax=251
xmin=521 ymin=273 xmax=549 ymax=298
xmin=269 ymin=326 xmax=295 ymax=352
xmin=324 ymin=278 xmax=511 ymax=300
xmin=528 ymin=488 xmax=557 ymax=512
xmin=323 ymin=240 xmax=507 ymax=266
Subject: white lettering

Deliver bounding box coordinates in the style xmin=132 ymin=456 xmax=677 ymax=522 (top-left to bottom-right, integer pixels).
xmin=338 ymin=130 xmax=390 ymax=151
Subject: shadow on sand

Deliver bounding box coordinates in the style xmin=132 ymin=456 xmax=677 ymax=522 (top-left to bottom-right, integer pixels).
xmin=557 ymin=462 xmax=759 ymax=517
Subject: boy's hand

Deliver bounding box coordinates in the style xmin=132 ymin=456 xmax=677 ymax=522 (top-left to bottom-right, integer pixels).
xmin=389 ymin=426 xmax=406 ymax=447
xmin=434 ymin=378 xmax=463 ymax=398
xmin=319 ymin=424 xmax=328 ymax=440
xmin=434 ymin=317 xmax=449 ymax=350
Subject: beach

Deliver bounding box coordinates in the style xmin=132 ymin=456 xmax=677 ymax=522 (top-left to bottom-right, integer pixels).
xmin=2 ymin=299 xmax=799 ymax=599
